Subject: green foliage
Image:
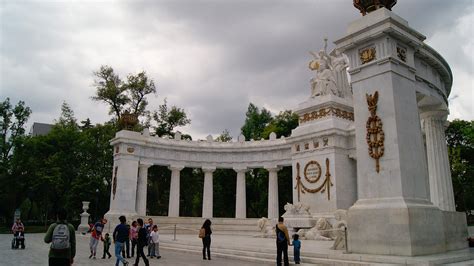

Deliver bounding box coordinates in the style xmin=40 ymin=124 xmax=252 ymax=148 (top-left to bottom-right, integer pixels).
xmin=240 ymin=103 xmax=297 ymax=217
xmin=92 ymin=65 xmax=156 ymax=121
xmin=213 ymin=169 xmax=236 ymax=217
xmin=262 ymin=110 xmax=299 ymax=139
xmin=4 ymin=103 xmax=116 ymax=223
xmin=179 ymin=168 xmax=203 ymax=217
xmin=0 ymin=98 xmax=32 ymax=223
xmin=446 ymin=119 xmax=474 ymax=214
xmin=147 ymin=166 xmax=171 ymax=216
xmin=215 ymin=129 xmax=232 ymax=142
xmin=152 ymin=99 xmax=191 ymax=137
xmin=241 ymin=103 xmax=273 ymax=141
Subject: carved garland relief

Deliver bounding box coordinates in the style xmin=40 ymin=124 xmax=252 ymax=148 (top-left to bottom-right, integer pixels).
xmin=112 ymin=166 xmax=118 ymax=199
xmin=299 ymin=107 xmax=354 ymax=124
xmin=360 ymin=47 xmax=376 ymax=64
xmin=397 ymin=46 xmax=407 ymax=62
xmin=366 ymin=91 xmax=385 ymax=173
xmin=295 ymin=158 xmax=333 ymax=201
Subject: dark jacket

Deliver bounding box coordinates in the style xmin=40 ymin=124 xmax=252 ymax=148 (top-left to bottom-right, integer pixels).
xmin=113 ymin=223 xmax=129 ymax=243
xmin=137 ymin=227 xmax=148 ymax=247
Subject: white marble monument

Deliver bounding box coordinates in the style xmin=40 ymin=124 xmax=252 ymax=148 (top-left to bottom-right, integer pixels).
xmin=104 ymin=1 xmax=467 ymax=258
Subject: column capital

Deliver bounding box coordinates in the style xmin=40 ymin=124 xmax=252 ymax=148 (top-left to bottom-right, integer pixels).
xmin=420 ymin=110 xmax=448 ymax=121
xmin=138 ymin=162 xmax=153 ymax=169
xmin=233 ymin=167 xmax=248 ymax=173
xmin=169 ymin=165 xmax=184 ymax=171
xmin=265 ymin=166 xmax=281 ymax=172
xmin=202 ymin=166 xmax=216 ymax=173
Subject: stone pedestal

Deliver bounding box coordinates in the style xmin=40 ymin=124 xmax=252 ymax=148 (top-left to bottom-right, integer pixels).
xmin=291 ymin=95 xmax=357 ymax=215
xmin=335 ymin=8 xmax=449 ymax=256
xmin=77 ymin=201 xmax=90 ymax=234
xmin=107 ymin=157 xmax=139 ymax=216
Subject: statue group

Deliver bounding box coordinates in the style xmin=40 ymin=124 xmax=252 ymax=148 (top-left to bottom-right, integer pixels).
xmin=309 ymin=39 xmax=351 ymax=99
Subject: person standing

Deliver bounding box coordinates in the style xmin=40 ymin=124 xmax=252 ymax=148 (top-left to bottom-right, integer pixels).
xmin=121 ymin=222 xmax=131 ymax=258
xmin=133 ymin=218 xmax=149 ymax=266
xmin=275 ymin=216 xmax=291 ymax=266
xmin=113 ymin=216 xmax=129 ymax=266
xmin=12 ymin=218 xmax=25 ymax=249
xmin=44 ymin=208 xmax=76 ymax=266
xmin=89 ymin=218 xmax=107 ymax=259
xmin=292 ymin=234 xmax=301 ymax=264
xmin=149 ymin=225 xmax=161 ymax=259
xmin=101 ymin=233 xmax=112 ymax=259
xmin=200 ymin=219 xmax=212 ymax=260
xmin=144 ymin=218 xmax=153 ymax=257
xmin=130 ymin=221 xmax=138 ymax=257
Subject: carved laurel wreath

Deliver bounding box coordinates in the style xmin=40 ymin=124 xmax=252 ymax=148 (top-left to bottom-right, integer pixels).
xmin=295 ymin=158 xmax=333 ymax=201
xmin=366 ymin=91 xmax=385 ymax=173
xmin=112 ymin=167 xmax=118 ymax=199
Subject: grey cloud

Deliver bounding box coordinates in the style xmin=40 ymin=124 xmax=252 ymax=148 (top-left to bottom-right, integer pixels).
xmin=1 ymin=0 xmax=472 ymax=139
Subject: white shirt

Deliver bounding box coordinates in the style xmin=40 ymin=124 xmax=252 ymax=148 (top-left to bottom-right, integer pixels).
xmin=150 ymin=231 xmax=159 ymax=243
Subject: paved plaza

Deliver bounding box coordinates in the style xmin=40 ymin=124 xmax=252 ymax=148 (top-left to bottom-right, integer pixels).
xmin=1 ymin=233 xmax=265 ymax=266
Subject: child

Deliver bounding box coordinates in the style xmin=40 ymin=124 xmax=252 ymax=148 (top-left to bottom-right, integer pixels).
xmin=101 ymin=233 xmax=112 ymax=259
xmin=149 ymin=225 xmax=161 ymax=259
xmin=292 ymin=234 xmax=301 ymax=264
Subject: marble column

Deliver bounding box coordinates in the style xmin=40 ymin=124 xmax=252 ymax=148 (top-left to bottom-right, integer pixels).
xmin=108 ymin=158 xmax=139 ymax=215
xmin=266 ymin=167 xmax=280 ymax=220
xmin=421 ymin=111 xmax=456 ymax=211
xmin=168 ymin=165 xmax=184 ymax=217
xmin=136 ymin=163 xmax=152 ymax=216
xmin=234 ymin=167 xmax=247 ymax=218
xmin=202 ymin=167 xmax=216 ymax=218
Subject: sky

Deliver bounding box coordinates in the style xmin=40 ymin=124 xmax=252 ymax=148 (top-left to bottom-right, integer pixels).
xmin=1 ymin=0 xmax=473 ymax=140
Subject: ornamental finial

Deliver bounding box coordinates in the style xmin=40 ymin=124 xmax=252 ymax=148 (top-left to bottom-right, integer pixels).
xmin=353 ymin=0 xmax=397 ymax=16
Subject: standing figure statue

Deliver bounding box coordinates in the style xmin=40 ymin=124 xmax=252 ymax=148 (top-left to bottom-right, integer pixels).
xmin=309 ymin=49 xmax=338 ymax=97
xmin=330 ymin=49 xmax=351 ymax=98
xmin=308 ymin=39 xmax=351 ymax=99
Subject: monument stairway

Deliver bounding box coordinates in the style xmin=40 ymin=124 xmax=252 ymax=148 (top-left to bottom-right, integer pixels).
xmin=150 ymin=216 xmax=261 ymax=236
xmin=160 ymin=237 xmax=376 ymax=265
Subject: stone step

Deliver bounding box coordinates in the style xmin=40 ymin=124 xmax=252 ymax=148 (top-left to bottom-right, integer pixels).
xmin=160 ymin=240 xmax=373 ymax=265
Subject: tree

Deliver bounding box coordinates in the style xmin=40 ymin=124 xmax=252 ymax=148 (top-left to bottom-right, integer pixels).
xmin=446 ymin=119 xmax=474 ymax=215
xmin=92 ymin=65 xmax=156 ymax=122
xmin=241 ymin=103 xmax=273 ymax=141
xmin=92 ymin=66 xmax=128 ymax=121
xmin=0 ymin=98 xmax=32 ymax=172
xmin=215 ymin=129 xmax=232 ymax=142
xmin=262 ymin=110 xmax=299 ymax=139
xmin=0 ymin=98 xmax=31 ymax=222
xmin=56 ymin=101 xmax=77 ymax=128
xmin=152 ymin=99 xmax=191 ymax=137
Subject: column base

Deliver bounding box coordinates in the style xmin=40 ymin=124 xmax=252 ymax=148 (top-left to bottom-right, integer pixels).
xmin=104 ymin=211 xmax=138 ymax=233
xmin=347 ymin=198 xmax=446 ymax=256
xmin=443 ymin=210 xmax=468 ymax=251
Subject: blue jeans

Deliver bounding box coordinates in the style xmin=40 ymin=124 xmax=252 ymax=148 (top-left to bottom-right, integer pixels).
xmin=115 ymin=241 xmax=126 ymax=266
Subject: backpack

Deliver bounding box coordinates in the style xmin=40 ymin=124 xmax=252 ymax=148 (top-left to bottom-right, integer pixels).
xmin=198 ymin=228 xmax=205 ymax=238
xmin=51 ymin=223 xmax=70 ymax=250
xmin=276 ymin=225 xmax=286 ymax=243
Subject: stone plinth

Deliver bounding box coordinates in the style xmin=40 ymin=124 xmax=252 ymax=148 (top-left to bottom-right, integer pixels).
xmin=334 ymin=7 xmax=463 ymax=256
xmin=77 ymin=201 xmax=90 ymax=234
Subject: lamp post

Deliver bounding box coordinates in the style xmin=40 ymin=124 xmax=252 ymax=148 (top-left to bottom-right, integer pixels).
xmin=95 ymin=188 xmax=99 ymax=221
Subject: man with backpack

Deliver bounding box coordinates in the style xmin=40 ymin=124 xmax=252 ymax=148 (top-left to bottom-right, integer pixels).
xmin=275 ymin=216 xmax=291 ymax=266
xmin=44 ymin=208 xmax=76 ymax=266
